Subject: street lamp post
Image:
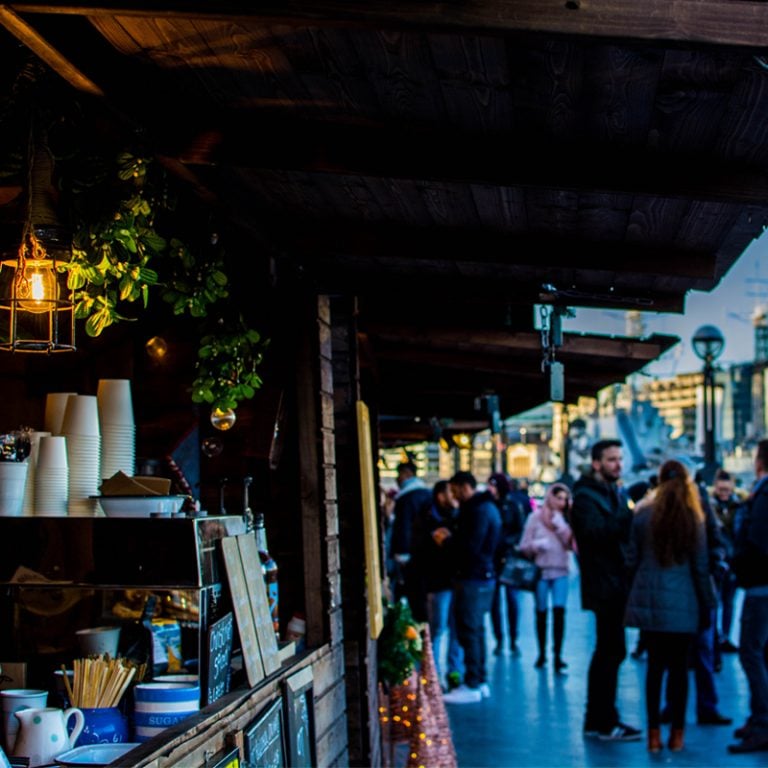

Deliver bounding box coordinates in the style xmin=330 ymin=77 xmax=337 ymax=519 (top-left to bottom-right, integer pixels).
xmin=692 ymin=324 xmax=725 ymax=484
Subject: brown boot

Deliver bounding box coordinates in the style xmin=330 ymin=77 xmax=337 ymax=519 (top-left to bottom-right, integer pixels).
xmin=647 ymin=728 xmax=662 ymax=753
xmin=668 ymin=728 xmax=684 ymax=752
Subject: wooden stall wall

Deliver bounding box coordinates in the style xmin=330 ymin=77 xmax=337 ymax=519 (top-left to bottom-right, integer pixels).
xmin=331 ymin=296 xmax=382 ymax=768
xmin=295 ymin=294 xmax=348 ymax=767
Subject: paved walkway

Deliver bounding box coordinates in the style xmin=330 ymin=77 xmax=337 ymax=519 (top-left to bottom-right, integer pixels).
xmin=444 ymin=568 xmax=764 ymax=767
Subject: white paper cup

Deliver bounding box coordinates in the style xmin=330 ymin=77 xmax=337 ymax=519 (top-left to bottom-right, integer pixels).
xmin=0 ymin=462 xmax=29 ymax=517
xmin=36 ymin=435 xmax=69 ymax=470
xmin=23 ymin=431 xmax=51 ymax=516
xmin=0 ymin=688 xmax=48 ymax=753
xmin=75 ymin=626 xmax=121 ymax=657
xmin=97 ymin=379 xmax=134 ymax=426
xmin=62 ymin=395 xmax=100 ymax=437
xmin=44 ymin=392 xmax=77 ymax=435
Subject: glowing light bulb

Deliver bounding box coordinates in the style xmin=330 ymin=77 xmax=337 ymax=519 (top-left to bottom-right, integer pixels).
xmin=145 ymin=335 xmax=168 ymax=360
xmin=17 ymin=261 xmax=56 ymax=313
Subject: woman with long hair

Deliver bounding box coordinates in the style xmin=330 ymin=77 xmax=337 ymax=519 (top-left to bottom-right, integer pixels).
xmin=624 ymin=459 xmax=716 ymax=753
xmin=519 ymin=482 xmax=574 ymax=672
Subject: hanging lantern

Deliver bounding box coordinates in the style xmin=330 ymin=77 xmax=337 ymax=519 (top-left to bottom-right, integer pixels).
xmin=0 ymin=123 xmax=75 ymax=353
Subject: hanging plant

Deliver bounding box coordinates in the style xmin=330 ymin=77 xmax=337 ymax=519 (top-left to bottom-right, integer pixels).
xmin=65 ymin=152 xmax=162 ymax=337
xmin=192 ymin=315 xmax=268 ymax=412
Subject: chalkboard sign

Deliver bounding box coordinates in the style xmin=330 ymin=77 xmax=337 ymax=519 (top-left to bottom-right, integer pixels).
xmin=205 ymin=611 xmax=234 ymax=706
xmin=244 ymin=697 xmax=285 ymax=768
xmin=283 ymin=668 xmax=315 ymax=768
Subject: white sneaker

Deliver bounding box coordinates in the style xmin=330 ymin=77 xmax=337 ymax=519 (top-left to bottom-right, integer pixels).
xmin=478 ymin=683 xmax=491 ymax=698
xmin=442 ymin=684 xmax=482 ymax=704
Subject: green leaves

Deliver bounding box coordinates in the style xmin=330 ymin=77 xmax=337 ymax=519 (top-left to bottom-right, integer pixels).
xmin=377 ymin=600 xmax=423 ymax=689
xmin=191 ymin=318 xmax=268 ymax=412
xmin=64 ymin=149 xmax=267 ymax=414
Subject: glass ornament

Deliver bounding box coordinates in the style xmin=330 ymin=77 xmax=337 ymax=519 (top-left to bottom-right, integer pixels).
xmin=201 ymin=436 xmax=224 ymax=458
xmin=210 ymin=407 xmax=236 ymax=431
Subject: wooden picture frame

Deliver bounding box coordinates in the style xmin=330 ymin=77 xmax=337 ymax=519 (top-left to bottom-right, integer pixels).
xmin=243 ymin=697 xmax=285 ymax=768
xmin=356 ymin=400 xmax=384 ymax=639
xmin=283 ymin=667 xmax=315 ymax=768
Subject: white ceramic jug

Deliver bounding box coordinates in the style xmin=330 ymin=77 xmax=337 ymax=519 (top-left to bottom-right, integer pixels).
xmin=12 ymin=707 xmax=84 ymax=768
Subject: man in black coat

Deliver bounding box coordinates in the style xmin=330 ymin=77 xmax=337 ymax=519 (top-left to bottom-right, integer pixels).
xmin=442 ymin=471 xmax=501 ymax=705
xmin=389 ymin=460 xmax=432 ymax=620
xmin=570 ymin=438 xmax=641 ymax=742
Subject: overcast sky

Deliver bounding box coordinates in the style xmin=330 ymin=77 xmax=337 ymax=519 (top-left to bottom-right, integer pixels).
xmin=563 ymin=228 xmax=768 ymax=379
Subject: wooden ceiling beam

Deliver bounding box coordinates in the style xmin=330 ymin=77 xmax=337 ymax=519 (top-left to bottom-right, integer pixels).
xmin=168 ymin=120 xmax=768 ymax=207
xmin=300 ymin=268 xmax=688 ymax=313
xmin=0 ymin=4 xmax=103 ymax=94
xmin=375 ymin=363 xmax=653 ymax=392
xmin=365 ymin=323 xmax=680 ymax=362
xmin=11 ymin=1 xmax=768 ymax=48
xmin=283 ymin=223 xmax=716 ymax=280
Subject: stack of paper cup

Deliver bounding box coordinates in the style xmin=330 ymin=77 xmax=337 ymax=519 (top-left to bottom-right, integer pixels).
xmin=0 ymin=461 xmax=29 ymax=517
xmin=97 ymin=379 xmax=136 ymax=479
xmin=44 ymin=392 xmax=77 ymax=435
xmin=22 ymin=430 xmax=51 ymax=516
xmin=61 ymin=395 xmax=101 ymax=516
xmin=34 ymin=435 xmax=69 ymax=516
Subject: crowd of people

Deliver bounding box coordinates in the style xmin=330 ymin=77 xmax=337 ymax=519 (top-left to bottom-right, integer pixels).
xmin=383 ymin=437 xmax=768 ymax=755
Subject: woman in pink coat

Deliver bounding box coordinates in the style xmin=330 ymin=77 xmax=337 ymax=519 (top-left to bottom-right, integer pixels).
xmin=519 ymin=482 xmax=575 ymax=672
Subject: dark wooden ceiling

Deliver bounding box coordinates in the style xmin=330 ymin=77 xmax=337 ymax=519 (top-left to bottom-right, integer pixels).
xmin=2 ymin=2 xmax=768 ymax=442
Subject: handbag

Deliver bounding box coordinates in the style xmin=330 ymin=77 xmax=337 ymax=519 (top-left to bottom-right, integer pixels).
xmin=498 ymin=553 xmax=541 ymax=591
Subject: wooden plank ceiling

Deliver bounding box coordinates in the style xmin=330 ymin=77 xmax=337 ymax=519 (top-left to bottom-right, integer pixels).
xmin=2 ymin=2 xmax=768 ymax=442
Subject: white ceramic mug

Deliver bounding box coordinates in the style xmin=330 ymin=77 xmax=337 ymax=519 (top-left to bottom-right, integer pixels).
xmin=0 ymin=688 xmax=48 ymax=753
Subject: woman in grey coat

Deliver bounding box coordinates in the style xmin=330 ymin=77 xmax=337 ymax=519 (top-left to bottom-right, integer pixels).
xmin=624 ymin=459 xmax=716 ymax=753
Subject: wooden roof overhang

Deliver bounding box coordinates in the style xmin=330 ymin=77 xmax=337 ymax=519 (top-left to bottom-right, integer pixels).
xmin=1 ymin=2 xmax=767 ymax=442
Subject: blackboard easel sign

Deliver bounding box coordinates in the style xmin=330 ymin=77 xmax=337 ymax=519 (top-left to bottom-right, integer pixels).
xmin=243 ymin=697 xmax=285 ymax=768
xmin=205 ymin=611 xmax=234 ymax=706
xmin=283 ymin=667 xmax=315 ymax=768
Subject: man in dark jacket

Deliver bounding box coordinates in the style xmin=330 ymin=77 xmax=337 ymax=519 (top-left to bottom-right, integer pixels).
xmin=710 ymin=469 xmax=741 ymax=655
xmin=389 ymin=461 xmax=432 ymax=620
xmin=728 ymin=439 xmax=768 ymax=753
xmin=442 ymin=471 xmax=501 ymax=705
xmin=410 ymin=480 xmax=465 ymax=689
xmin=570 ymin=439 xmax=641 ymax=742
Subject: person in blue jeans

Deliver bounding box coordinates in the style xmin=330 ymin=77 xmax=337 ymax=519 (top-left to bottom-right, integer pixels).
xmin=412 ymin=479 xmax=465 ymax=689
xmin=442 ymin=471 xmax=501 ymax=705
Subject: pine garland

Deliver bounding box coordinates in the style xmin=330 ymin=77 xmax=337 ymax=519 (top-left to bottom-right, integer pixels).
xmin=377 ymin=599 xmax=423 ymax=690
